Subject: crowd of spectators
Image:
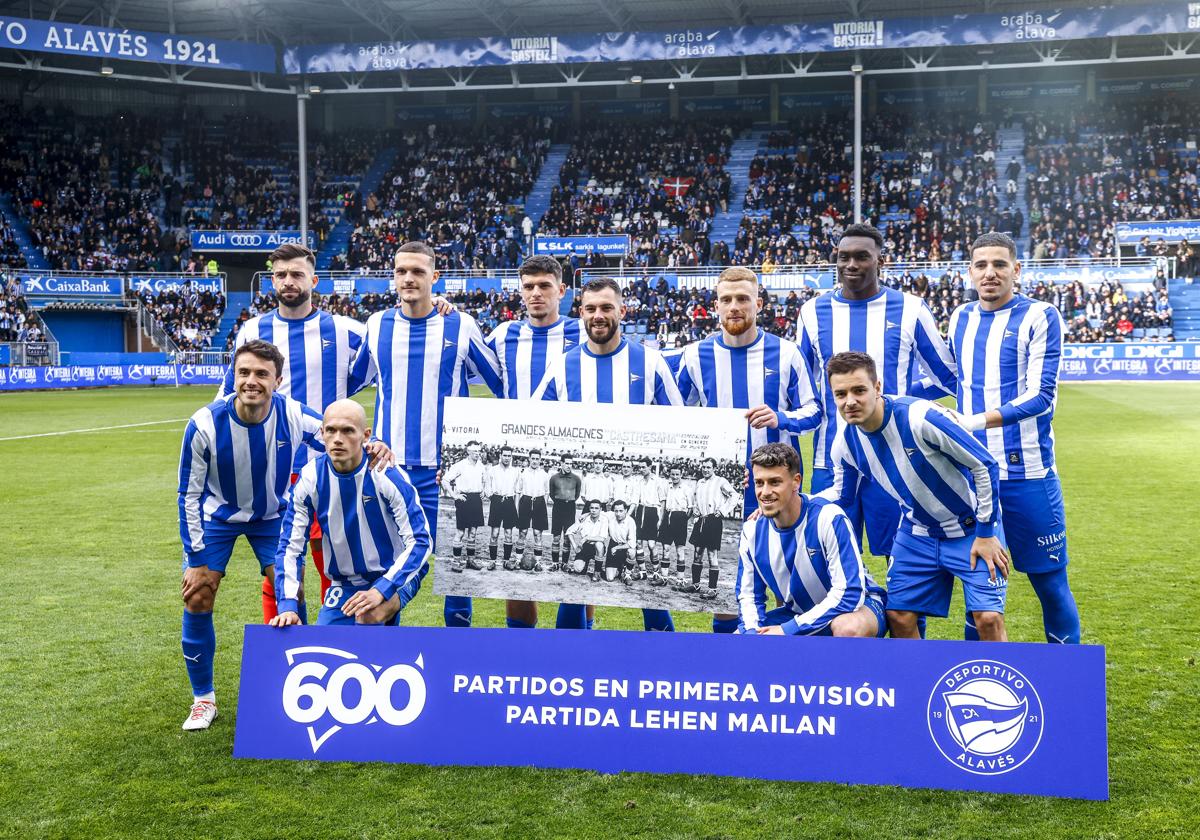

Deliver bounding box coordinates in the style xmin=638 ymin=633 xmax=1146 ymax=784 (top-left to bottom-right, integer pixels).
xmin=736 ymin=112 xmax=1014 ymax=268
xmin=1024 ymin=99 xmax=1200 ymax=259
xmin=335 ymin=121 xmax=551 ymax=272
xmin=0 ymin=280 xmax=46 ymax=343
xmin=1 ymin=213 xmax=29 ymax=269
xmin=539 ymin=121 xmax=740 ymax=269
xmin=0 ymin=103 xmax=168 ymax=272
xmin=135 ymin=284 xmax=226 ymax=351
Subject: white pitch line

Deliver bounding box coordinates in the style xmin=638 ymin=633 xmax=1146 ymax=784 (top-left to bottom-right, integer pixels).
xmin=0 ymin=417 xmax=190 ymax=441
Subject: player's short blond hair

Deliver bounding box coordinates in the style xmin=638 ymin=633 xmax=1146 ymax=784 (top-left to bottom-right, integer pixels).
xmin=715 ymin=266 xmax=759 ymax=292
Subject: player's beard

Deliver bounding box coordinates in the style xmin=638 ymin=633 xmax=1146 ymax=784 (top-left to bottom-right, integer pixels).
xmin=277 ymin=287 xmax=311 ymax=308
xmin=721 ymin=313 xmax=753 ymax=336
xmin=586 ymin=318 xmax=619 ymax=345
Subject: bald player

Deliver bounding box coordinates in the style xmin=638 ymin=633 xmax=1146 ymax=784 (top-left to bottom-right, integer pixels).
xmin=273 ymin=399 xmax=432 ymax=627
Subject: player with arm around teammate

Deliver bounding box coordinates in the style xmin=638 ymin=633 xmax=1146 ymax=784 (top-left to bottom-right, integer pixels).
xmin=271 ymin=400 xmax=430 ymax=627
xmin=176 ymin=340 xmax=392 ymax=730
xmin=819 ymin=352 xmax=1010 ymax=641
xmin=948 ymin=231 xmax=1081 ymax=644
xmin=737 ymin=443 xmax=886 ymax=637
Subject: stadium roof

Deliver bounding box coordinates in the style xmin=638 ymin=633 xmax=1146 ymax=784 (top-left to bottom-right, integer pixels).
xmin=0 ymin=0 xmax=1195 ymax=95
xmin=0 ymin=0 xmax=1163 ymax=47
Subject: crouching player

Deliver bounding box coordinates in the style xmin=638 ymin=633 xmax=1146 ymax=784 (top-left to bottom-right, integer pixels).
xmin=736 ymin=443 xmax=887 ymax=637
xmin=271 ymin=399 xmax=431 ymax=628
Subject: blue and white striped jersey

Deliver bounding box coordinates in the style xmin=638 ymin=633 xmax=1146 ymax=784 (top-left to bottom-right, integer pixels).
xmin=820 ymin=396 xmax=999 ymax=540
xmin=736 ymin=495 xmax=885 ymax=634
xmin=218 ymin=309 xmax=369 ymax=469
xmin=675 ymin=330 xmax=821 ymax=457
xmin=218 ymin=309 xmax=370 ymax=409
xmin=948 ymin=294 xmax=1063 ymax=480
xmin=486 ymin=317 xmax=584 ymax=399
xmin=178 ymin=392 xmax=324 ymax=555
xmin=351 ymin=309 xmax=503 ymax=467
xmin=274 ymin=454 xmax=431 ymax=615
xmin=798 ymin=288 xmax=958 ymax=470
xmin=534 ymin=339 xmax=683 ymax=405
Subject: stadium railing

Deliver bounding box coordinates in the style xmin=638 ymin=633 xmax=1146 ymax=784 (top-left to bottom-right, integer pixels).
xmin=136 ymin=302 xmax=181 ymax=356
xmin=573 ymin=257 xmax=1173 ymax=291
xmin=0 ymin=340 xmax=60 ymax=366
xmin=174 ymin=349 xmax=230 ymax=366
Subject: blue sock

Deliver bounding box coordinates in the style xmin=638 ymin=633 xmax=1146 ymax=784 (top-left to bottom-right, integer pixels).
xmin=505 ymin=617 xmax=535 ymax=629
xmin=298 ymin=601 xmax=308 ymax=625
xmin=1028 ymin=569 xmax=1081 ymax=644
xmin=917 ymin=614 xmax=927 ymax=639
xmin=963 ymin=613 xmax=979 ymax=641
xmin=712 ymin=616 xmax=739 ymax=634
xmin=444 ymin=596 xmax=472 ymax=628
xmin=556 ymin=603 xmax=588 ymax=629
xmin=643 ymin=609 xmax=674 ymax=632
xmin=181 ymin=609 xmax=216 ymax=697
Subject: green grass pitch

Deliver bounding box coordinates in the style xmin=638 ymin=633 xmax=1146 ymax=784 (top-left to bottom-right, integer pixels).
xmin=1 ymin=383 xmax=1197 ymax=838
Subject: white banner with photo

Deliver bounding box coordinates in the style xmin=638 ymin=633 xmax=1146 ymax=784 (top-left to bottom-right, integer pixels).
xmin=435 ymin=397 xmax=748 ymax=614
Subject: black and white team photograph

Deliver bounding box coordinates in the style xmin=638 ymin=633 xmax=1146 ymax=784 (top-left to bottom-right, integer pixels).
xmin=436 ymin=396 xmax=748 ymax=613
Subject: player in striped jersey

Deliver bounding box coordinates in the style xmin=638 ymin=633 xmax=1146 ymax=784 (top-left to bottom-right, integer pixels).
xmin=176 ymin=341 xmax=392 ymax=730
xmin=486 ymin=256 xmax=590 ymax=631
xmin=217 ymin=243 xmax=371 ymax=623
xmin=348 ymin=241 xmax=503 ymax=629
xmin=535 ymin=277 xmax=680 ymax=632
xmin=271 ymin=400 xmax=430 ymax=628
xmin=485 ymin=255 xmax=583 ymax=399
xmin=736 ymin=443 xmax=887 ymax=637
xmin=674 ymin=266 xmax=821 ymax=632
xmin=797 ymin=225 xmax=958 ymax=562
xmin=819 ymin=352 xmax=1010 ymax=641
xmin=948 ymin=232 xmax=1080 ymax=644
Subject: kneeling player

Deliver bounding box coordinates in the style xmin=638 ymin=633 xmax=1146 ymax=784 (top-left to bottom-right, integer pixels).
xmin=177 ymin=341 xmax=327 ymax=730
xmin=607 ymin=500 xmax=638 ymax=584
xmin=272 ymin=400 xmax=431 ymax=627
xmin=820 ymin=352 xmax=1010 ymax=641
xmin=737 ymin=443 xmax=886 ymax=636
xmin=565 ymin=500 xmax=610 ymax=580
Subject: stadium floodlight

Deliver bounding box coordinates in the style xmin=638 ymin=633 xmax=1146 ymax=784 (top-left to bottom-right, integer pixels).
xmin=100 ymin=65 xmax=114 ymax=76
xmin=629 ymin=74 xmax=643 ymax=84
xmin=308 ymin=85 xmax=322 ymax=94
xmin=850 ymin=63 xmax=864 ymax=73
xmin=668 ymin=81 xmax=676 ymax=90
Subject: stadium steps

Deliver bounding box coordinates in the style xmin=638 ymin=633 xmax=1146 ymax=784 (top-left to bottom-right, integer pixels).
xmin=0 ymin=193 xmax=50 ymax=270
xmin=994 ymin=125 xmax=1029 ymax=254
xmin=522 ymin=144 xmax=571 ymax=230
xmin=216 ymin=291 xmax=254 ymax=349
xmin=709 ymin=129 xmax=767 ymax=249
xmin=1169 ymin=282 xmax=1200 ymax=340
xmin=315 ymin=146 xmax=398 ymax=271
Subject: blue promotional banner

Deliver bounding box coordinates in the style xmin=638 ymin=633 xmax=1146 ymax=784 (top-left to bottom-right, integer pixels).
xmin=673 ymin=270 xmax=836 ymax=291
xmin=989 ymin=81 xmax=1085 ymax=102
xmin=190 ymin=230 xmax=315 ymax=252
xmin=1060 ymin=343 xmax=1200 ymax=381
xmin=0 ymin=15 xmax=275 ymax=72
xmin=129 ymin=275 xmax=224 ymax=294
xmin=1022 ymin=263 xmax=1160 ymax=286
xmin=17 ymin=274 xmax=123 ymax=297
xmin=1115 ymin=220 xmax=1200 ymax=243
xmin=233 ymin=626 xmax=1108 ymax=800
xmin=485 ymin=101 xmax=571 ymax=120
xmin=1098 ymin=75 xmax=1199 ymax=96
xmin=397 ymin=104 xmax=476 ymax=122
xmin=0 ymin=363 xmax=225 ymax=391
xmin=680 ymin=95 xmax=768 ymax=115
xmin=589 ymin=99 xmax=669 ymax=117
xmin=879 ymin=86 xmax=973 ymax=108
xmin=534 ymin=235 xmax=630 ymax=257
xmin=316 ymin=276 xmax=513 ymax=296
xmin=284 ymin=4 xmax=1200 ymax=75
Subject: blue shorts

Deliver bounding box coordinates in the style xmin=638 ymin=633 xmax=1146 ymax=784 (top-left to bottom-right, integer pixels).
xmin=401 ymin=465 xmax=440 ymax=551
xmin=182 ymin=517 xmax=281 ymax=574
xmin=810 ymin=468 xmax=903 ymax=557
xmin=886 ymin=529 xmax=1007 ymax=617
xmin=762 ymin=596 xmax=888 ymax=638
xmin=997 ymin=474 xmax=1069 ymax=574
xmin=317 ymin=581 xmax=402 ymax=626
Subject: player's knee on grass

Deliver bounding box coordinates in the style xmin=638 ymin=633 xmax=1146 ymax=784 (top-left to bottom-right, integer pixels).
xmin=971 ymin=610 xmax=1006 ymax=641
xmin=886 ymin=609 xmax=920 ymax=638
xmin=831 ymin=607 xmax=878 ymax=638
